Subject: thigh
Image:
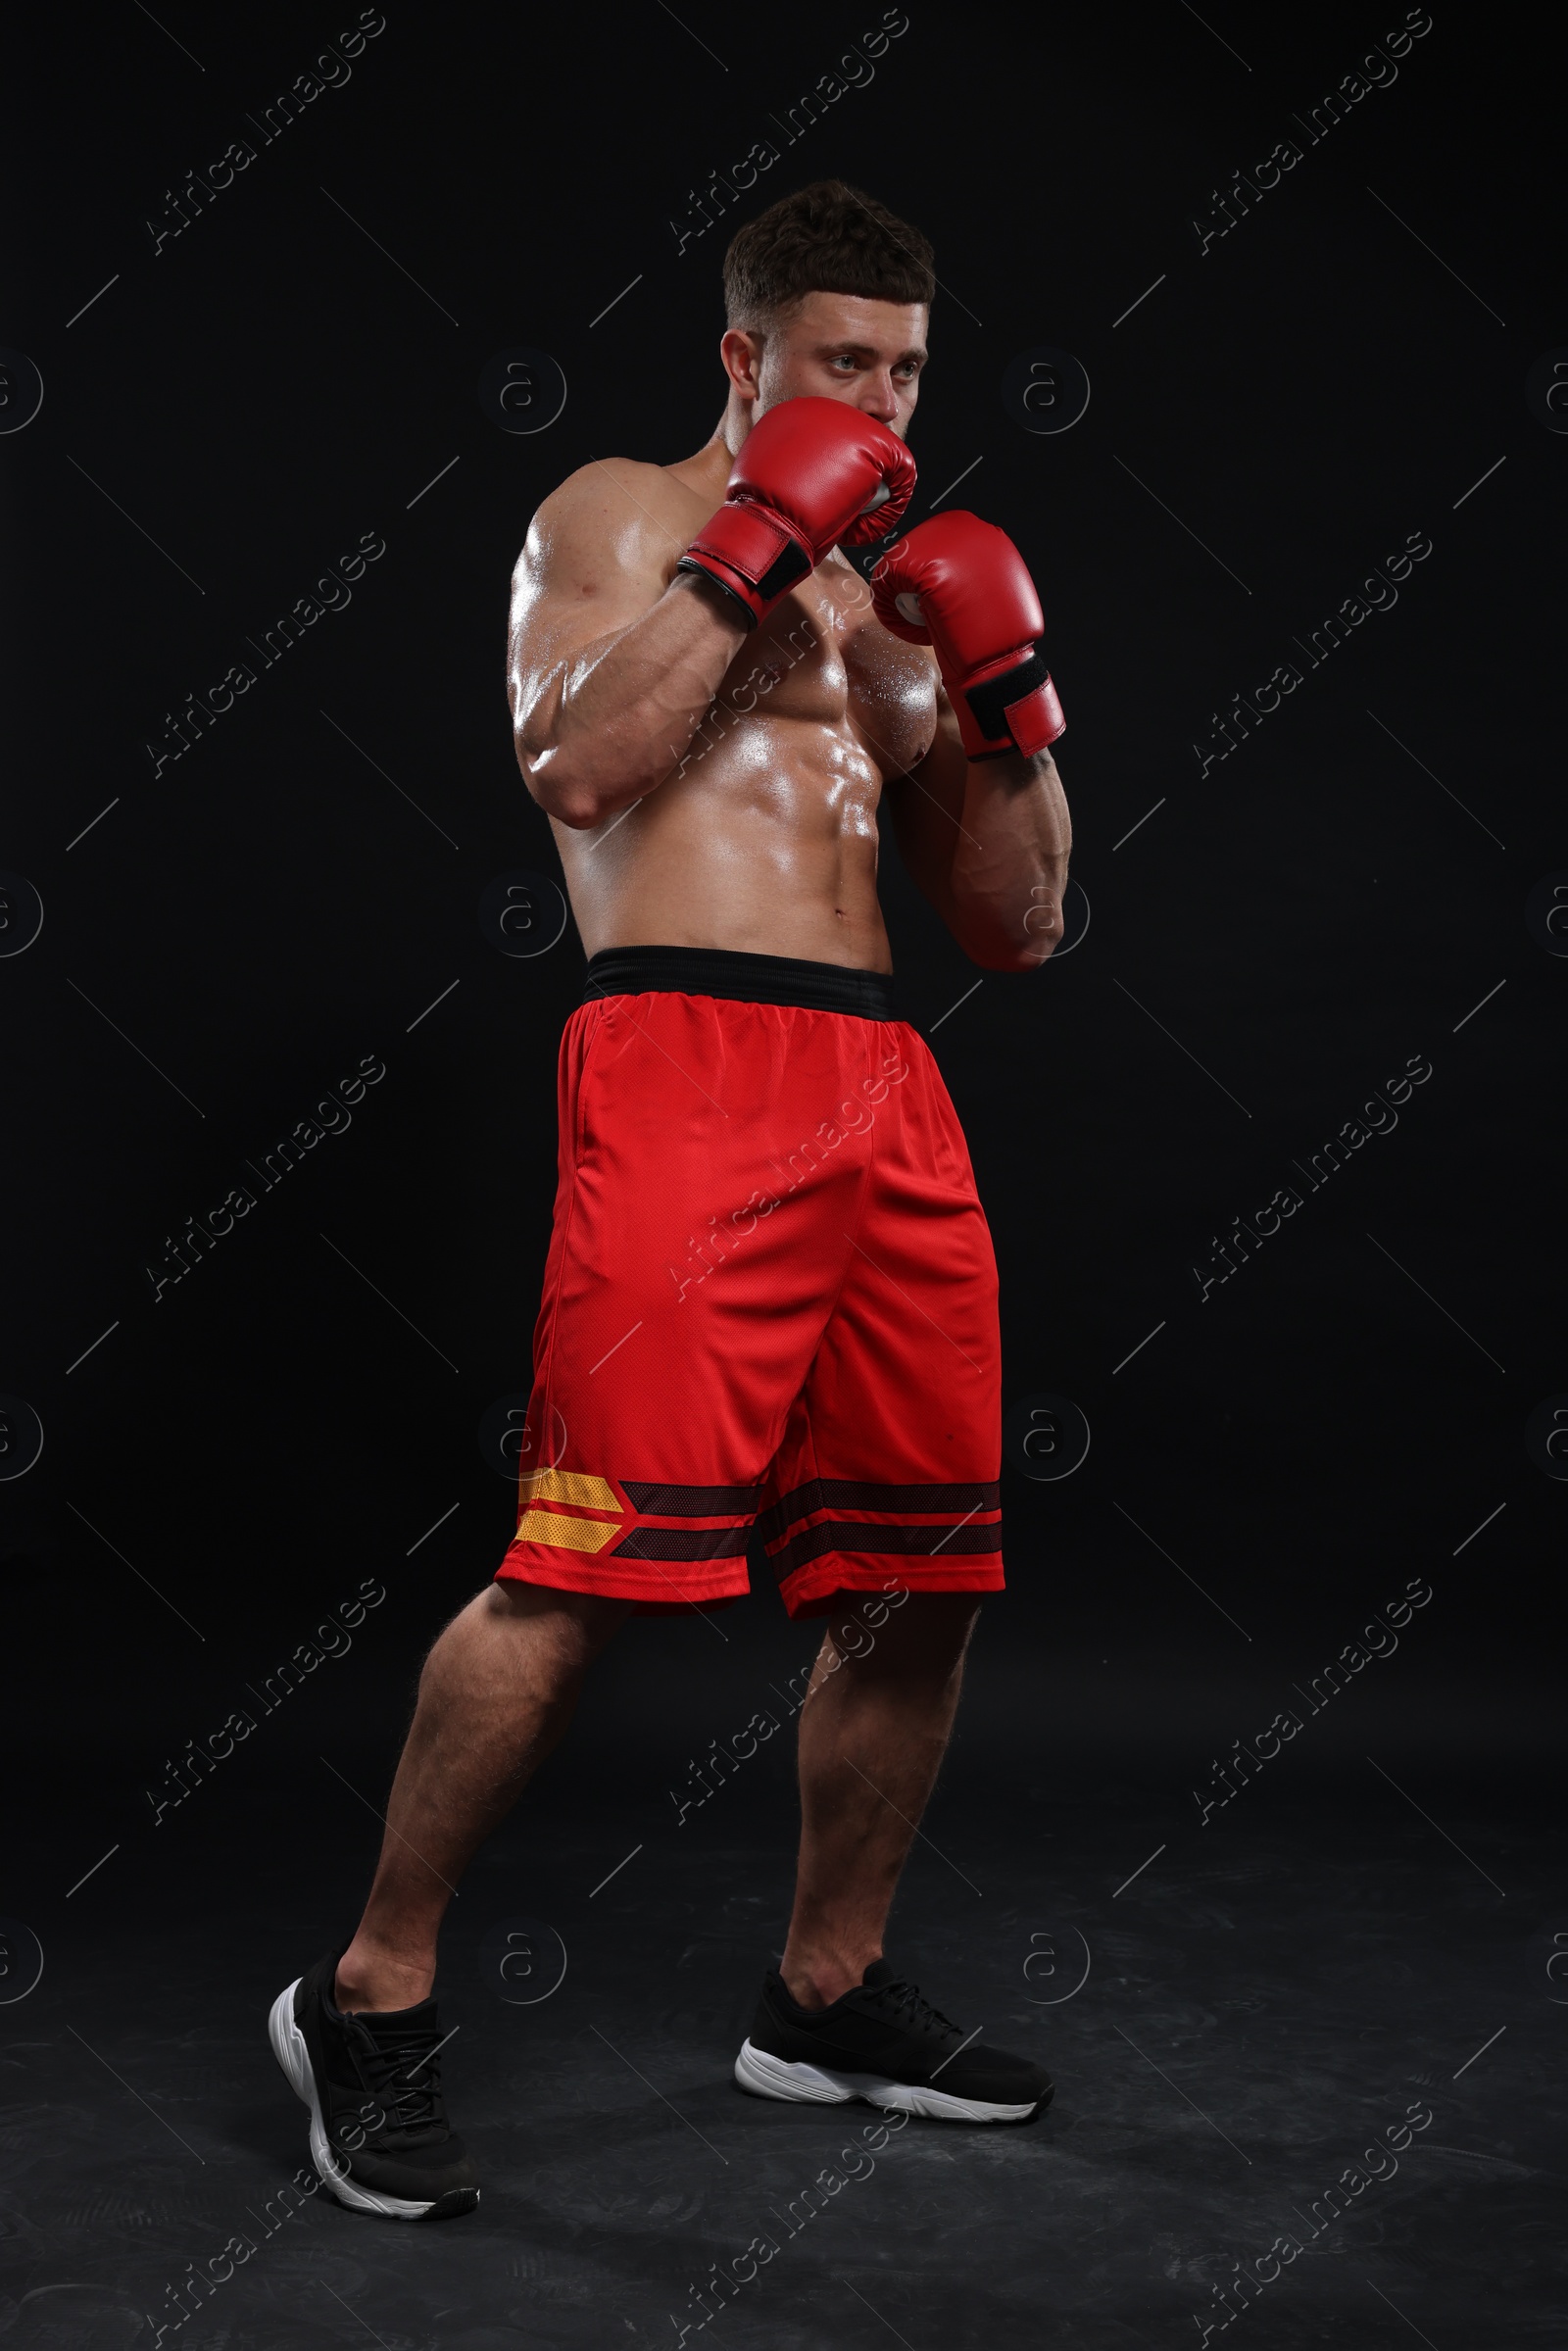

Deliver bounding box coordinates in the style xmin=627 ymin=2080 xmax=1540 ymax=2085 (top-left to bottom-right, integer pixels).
xmin=755 ymin=1028 xmax=1005 ymax=1623
xmin=496 ymin=991 xmax=884 ymax=1614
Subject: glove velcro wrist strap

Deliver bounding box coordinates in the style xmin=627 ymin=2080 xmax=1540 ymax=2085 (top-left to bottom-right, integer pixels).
xmin=674 ymin=558 xmax=761 ymax=627
xmin=677 ymin=502 xmax=813 ymax=624
xmin=962 ymin=650 xmax=1066 ymax=758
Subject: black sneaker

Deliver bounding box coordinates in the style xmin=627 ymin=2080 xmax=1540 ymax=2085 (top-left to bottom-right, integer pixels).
xmin=735 ymin=1958 xmax=1052 ymax=2123
xmin=268 ymin=1950 xmax=480 ymax=2219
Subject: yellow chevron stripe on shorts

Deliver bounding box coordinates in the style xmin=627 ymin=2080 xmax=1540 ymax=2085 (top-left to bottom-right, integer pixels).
xmin=518 ymin=1468 xmax=621 ymax=1512
xmin=513 ymin=1507 xmax=623 ymax=1554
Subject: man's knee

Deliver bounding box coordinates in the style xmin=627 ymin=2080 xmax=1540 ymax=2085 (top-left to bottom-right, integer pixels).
xmin=824 ymin=1590 xmax=979 ymax=1677
xmin=483 ymin=1577 xmax=632 ymax=1670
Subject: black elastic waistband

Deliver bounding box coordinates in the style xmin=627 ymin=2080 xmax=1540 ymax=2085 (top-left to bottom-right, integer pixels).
xmin=582 ymin=945 xmax=898 ymax=1020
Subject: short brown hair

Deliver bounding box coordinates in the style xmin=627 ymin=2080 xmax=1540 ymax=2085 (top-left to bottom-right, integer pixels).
xmin=723 ymin=179 xmax=935 ymax=331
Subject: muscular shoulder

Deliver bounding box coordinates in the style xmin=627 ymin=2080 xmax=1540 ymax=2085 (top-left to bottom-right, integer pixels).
xmin=522 ymin=456 xmax=694 ymax=577
xmin=510 ymin=455 xmax=704 ymax=656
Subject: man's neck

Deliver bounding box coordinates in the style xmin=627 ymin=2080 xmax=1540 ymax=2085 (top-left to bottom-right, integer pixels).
xmin=672 ymin=410 xmax=745 ymax=494
xmin=719 ymin=391 xmax=756 ymax=455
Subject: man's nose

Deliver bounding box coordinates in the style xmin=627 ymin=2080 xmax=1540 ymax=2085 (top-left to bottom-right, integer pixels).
xmin=859 ymin=373 xmax=901 ymax=423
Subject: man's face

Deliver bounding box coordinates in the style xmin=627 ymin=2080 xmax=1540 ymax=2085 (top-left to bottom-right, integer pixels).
xmin=746 ymin=293 xmax=929 ymax=437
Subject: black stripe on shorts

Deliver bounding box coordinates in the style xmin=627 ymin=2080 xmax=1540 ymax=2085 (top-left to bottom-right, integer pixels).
xmin=768 ymin=1518 xmax=1004 ymax=1582
xmin=756 ymin=1478 xmax=1001 ymax=1548
xmin=612 ymin=1526 xmax=752 ymax=1562
xmin=620 ymin=1479 xmax=761 ymax=1516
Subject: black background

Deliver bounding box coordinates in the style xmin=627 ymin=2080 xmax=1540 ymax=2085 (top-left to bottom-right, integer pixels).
xmin=4 ymin=0 xmax=1559 ymax=1766
xmin=2 ymin=0 xmax=1564 ymax=2340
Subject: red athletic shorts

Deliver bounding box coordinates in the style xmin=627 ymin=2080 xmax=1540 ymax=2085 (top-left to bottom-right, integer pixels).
xmin=495 ymin=947 xmax=1004 ymax=1620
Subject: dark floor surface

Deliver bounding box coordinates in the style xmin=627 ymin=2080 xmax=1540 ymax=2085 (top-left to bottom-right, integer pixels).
xmin=3 ymin=1731 xmax=1561 ymax=2350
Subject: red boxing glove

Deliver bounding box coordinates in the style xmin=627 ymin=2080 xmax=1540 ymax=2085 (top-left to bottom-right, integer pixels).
xmin=871 ymin=512 xmax=1065 ymax=759
xmin=678 ymin=397 xmax=916 ymax=628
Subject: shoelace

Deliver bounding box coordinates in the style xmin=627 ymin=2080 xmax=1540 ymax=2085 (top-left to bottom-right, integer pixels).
xmin=346 ymin=2017 xmax=447 ymax=2132
xmin=870 ymin=1977 xmax=961 ymax=2042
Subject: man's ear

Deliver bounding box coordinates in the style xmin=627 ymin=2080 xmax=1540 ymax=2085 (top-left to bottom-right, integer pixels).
xmin=720 ymin=326 xmax=764 ymax=402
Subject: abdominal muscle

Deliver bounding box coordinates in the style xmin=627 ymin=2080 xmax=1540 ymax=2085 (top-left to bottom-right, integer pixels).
xmin=554 ymin=707 xmax=897 ymax=973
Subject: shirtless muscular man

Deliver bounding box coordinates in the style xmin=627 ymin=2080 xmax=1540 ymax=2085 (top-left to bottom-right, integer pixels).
xmin=270 ymin=178 xmax=1072 ymax=2220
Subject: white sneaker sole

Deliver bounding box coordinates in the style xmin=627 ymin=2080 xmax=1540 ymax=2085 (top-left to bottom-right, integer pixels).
xmin=268 ymin=1977 xmax=445 ymax=2220
xmin=733 ymin=2036 xmax=1039 ymax=2123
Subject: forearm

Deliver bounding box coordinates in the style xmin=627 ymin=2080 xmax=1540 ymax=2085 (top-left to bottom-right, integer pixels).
xmin=515 ymin=572 xmax=748 ymax=827
xmin=948 ymin=750 xmax=1072 ymax=968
